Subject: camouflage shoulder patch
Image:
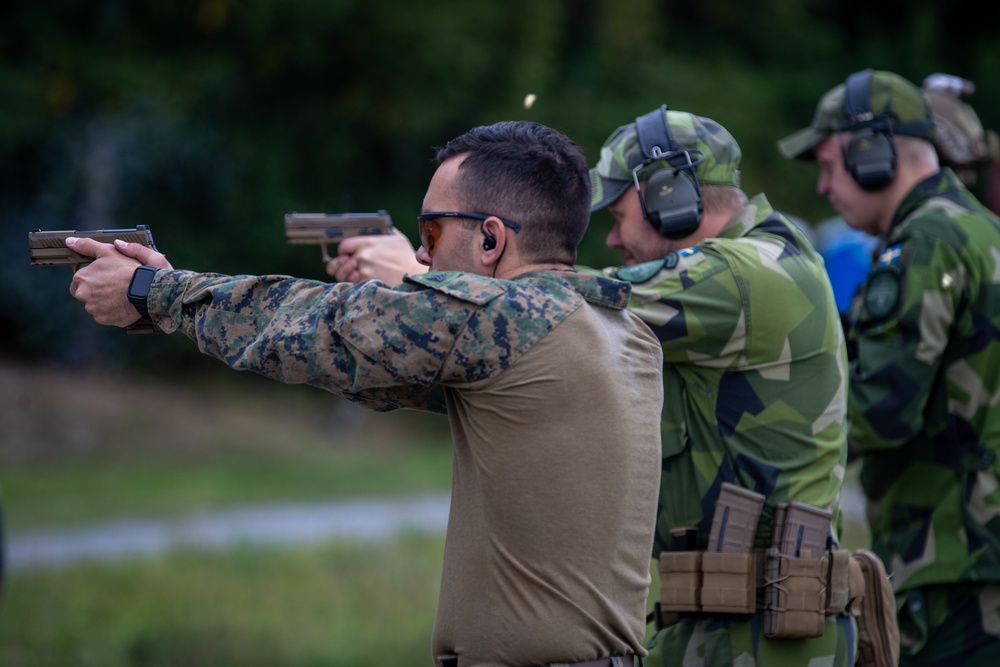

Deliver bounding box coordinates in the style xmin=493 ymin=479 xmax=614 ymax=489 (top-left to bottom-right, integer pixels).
xmin=863 ymin=266 xmax=902 ymax=320
xmin=616 ymin=258 xmax=666 ymax=283
xmin=615 ymin=248 xmax=701 ymax=284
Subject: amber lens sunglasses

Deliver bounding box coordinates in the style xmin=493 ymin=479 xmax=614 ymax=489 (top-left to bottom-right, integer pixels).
xmin=416 ymin=212 xmax=521 ymax=257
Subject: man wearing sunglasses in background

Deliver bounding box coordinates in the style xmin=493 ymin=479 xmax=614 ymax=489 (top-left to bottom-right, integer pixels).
xmin=64 ymin=120 xmax=665 ymax=667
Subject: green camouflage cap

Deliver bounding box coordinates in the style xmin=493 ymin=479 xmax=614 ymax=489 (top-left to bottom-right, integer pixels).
xmin=590 ymin=108 xmax=742 ymax=212
xmin=778 ymin=69 xmax=934 ymax=160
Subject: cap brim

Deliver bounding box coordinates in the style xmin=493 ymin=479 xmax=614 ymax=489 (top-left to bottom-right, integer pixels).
xmin=777 ymin=127 xmax=829 ymax=160
xmin=590 ymin=170 xmax=632 ymax=212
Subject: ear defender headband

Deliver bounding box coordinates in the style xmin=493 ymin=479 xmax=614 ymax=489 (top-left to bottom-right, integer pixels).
xmin=633 ymin=105 xmax=705 ymax=239
xmin=842 ymin=69 xmax=897 ymax=191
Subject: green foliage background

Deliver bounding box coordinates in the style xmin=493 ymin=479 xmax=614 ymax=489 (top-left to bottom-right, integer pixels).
xmin=3 ymin=0 xmax=999 ymax=370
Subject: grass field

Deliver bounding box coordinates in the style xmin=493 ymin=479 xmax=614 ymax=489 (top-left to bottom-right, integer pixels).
xmin=2 ymin=534 xmax=445 ymax=667
xmin=0 ymin=359 xmax=453 ymax=666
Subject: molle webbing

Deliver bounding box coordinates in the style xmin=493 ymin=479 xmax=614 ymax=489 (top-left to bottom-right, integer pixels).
xmin=652 ymin=485 xmax=899 ymax=667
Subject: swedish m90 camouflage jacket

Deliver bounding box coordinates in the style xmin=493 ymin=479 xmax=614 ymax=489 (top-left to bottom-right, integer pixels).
xmin=849 ymin=168 xmax=1000 ymax=592
xmin=591 ymin=193 xmax=849 ymax=555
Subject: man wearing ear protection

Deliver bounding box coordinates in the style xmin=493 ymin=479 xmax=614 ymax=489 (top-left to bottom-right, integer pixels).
xmin=589 ymin=107 xmax=862 ymax=667
xmin=63 ymin=120 xmax=665 ymax=667
xmin=781 ymin=69 xmax=1000 ymax=667
xmin=325 ymin=108 xmax=865 ymax=666
xmin=325 ymin=108 xmax=890 ymax=666
xmin=806 ymin=73 xmax=1000 ymax=333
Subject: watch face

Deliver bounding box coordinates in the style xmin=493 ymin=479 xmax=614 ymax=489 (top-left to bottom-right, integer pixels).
xmin=128 ymin=266 xmax=158 ymax=301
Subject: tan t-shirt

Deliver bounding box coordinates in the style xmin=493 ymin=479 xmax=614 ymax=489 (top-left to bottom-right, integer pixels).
xmin=433 ymin=297 xmax=662 ymax=666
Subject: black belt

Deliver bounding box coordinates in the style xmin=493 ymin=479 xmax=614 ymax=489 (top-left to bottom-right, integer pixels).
xmin=440 ymin=655 xmax=633 ymax=667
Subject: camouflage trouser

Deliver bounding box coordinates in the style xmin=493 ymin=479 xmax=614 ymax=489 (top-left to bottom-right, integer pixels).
xmin=898 ymin=583 xmax=1000 ymax=667
xmin=642 ymin=613 xmax=857 ymax=667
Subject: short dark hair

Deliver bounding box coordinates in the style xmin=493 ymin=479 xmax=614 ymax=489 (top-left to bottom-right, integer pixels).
xmin=436 ymin=121 xmax=591 ymax=264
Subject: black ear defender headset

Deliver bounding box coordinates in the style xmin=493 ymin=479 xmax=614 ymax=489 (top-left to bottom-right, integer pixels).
xmin=633 ymin=104 xmax=705 ymax=239
xmin=842 ymin=69 xmax=897 ymax=191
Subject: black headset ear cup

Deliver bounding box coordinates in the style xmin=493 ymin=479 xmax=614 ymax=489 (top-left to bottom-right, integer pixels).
xmin=634 ymin=105 xmax=704 ymax=239
xmin=844 ymin=127 xmax=896 ymax=191
xmin=643 ymin=167 xmax=704 ymax=239
xmin=482 ymin=232 xmax=497 ymax=250
xmin=841 ymin=69 xmax=896 ymax=191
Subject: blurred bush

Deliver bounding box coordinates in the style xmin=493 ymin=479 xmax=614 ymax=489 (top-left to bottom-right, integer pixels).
xmin=3 ymin=0 xmax=998 ymax=370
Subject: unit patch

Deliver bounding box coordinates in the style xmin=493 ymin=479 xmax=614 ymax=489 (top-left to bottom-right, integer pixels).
xmin=617 ymin=259 xmax=665 ymax=283
xmin=864 ymin=267 xmax=902 ymax=319
xmin=615 ymin=247 xmax=700 ymax=283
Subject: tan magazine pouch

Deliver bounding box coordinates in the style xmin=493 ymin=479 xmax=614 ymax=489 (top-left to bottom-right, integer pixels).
xmin=658 ymin=551 xmax=702 ymax=612
xmin=655 ymin=496 xmax=898 ymax=661
xmin=700 ymin=552 xmax=757 ymax=614
xmin=763 ymin=549 xmax=827 ymax=638
xmin=659 ymin=550 xmax=757 ymax=615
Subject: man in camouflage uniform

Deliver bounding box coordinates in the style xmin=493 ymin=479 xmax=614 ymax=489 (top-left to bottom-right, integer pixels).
xmin=813 ymin=72 xmax=999 ymax=325
xmin=780 ymin=68 xmax=1000 ymax=666
xmin=66 ymin=120 xmax=665 ymax=667
xmin=587 ymin=107 xmax=854 ymax=667
xmin=322 ymin=108 xmax=857 ymax=666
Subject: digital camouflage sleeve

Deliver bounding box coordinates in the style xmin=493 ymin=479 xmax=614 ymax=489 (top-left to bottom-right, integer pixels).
xmin=848 ymin=168 xmax=1000 ymax=592
xmin=145 ymin=269 xmax=617 ymax=414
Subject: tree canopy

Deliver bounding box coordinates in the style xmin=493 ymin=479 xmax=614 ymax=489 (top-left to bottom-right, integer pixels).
xmin=4 ymin=0 xmax=998 ymax=369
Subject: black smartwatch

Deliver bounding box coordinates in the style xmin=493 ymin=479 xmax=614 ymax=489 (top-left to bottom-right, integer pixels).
xmin=127 ymin=265 xmax=159 ymax=321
